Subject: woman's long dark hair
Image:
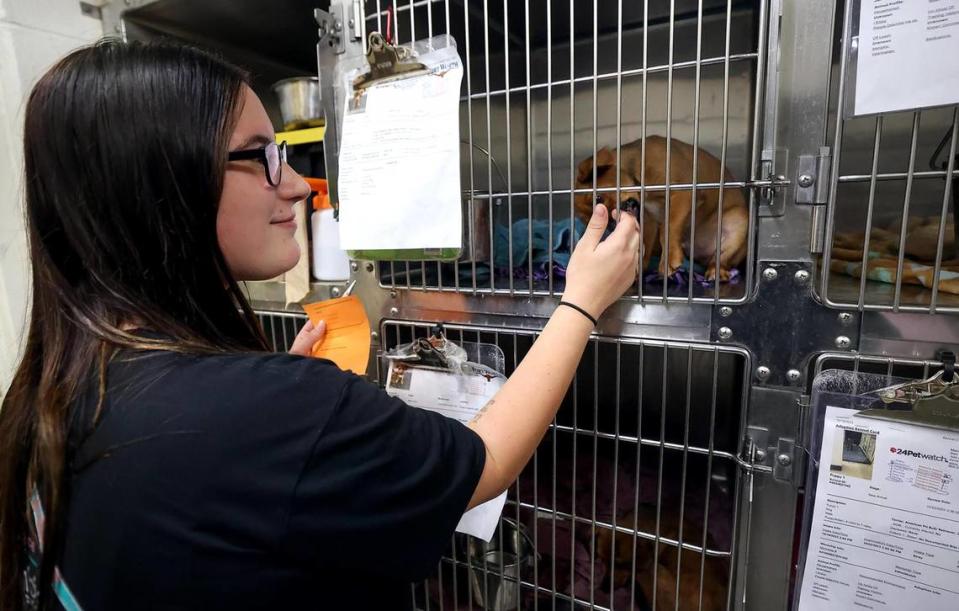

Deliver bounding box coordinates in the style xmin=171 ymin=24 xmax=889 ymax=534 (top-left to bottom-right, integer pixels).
xmin=0 ymin=39 xmax=270 ymax=609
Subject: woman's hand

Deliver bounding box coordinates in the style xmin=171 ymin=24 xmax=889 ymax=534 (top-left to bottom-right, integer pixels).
xmin=562 ymin=204 xmax=640 ymax=320
xmin=289 ymin=320 xmax=327 ymax=356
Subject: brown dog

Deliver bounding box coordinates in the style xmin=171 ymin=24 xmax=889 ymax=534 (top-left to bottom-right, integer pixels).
xmin=595 ymin=505 xmax=728 ymax=610
xmin=574 ymin=136 xmax=748 ymax=281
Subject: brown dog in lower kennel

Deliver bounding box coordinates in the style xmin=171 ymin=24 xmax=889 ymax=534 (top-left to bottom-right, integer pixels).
xmin=387 ymin=327 xmax=746 ymax=610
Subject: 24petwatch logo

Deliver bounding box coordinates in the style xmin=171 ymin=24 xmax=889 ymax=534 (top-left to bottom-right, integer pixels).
xmin=889 ymin=446 xmax=949 ymax=463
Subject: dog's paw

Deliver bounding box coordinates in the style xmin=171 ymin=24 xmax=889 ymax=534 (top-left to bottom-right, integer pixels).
xmin=705 ymin=266 xmax=731 ymax=282
xmin=658 ymin=253 xmax=684 ymax=277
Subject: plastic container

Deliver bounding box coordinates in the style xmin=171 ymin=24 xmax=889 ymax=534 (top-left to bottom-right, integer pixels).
xmin=306 ymin=178 xmax=350 ymax=281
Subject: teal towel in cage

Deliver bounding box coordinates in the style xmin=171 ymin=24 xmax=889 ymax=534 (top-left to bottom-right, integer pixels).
xmin=493 ymin=218 xmax=585 ymax=269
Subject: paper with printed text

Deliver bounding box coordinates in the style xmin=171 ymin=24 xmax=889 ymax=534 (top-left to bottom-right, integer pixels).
xmin=386 ymin=362 xmax=506 ymax=541
xmin=798 ymin=406 xmax=959 ymax=610
xmin=854 ymin=0 xmax=959 ymax=115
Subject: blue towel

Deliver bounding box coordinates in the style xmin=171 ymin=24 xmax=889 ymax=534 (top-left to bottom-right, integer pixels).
xmin=493 ymin=218 xmax=585 ymax=269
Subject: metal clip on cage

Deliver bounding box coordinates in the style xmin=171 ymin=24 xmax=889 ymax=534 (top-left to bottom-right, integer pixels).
xmin=862 ymin=352 xmax=959 ymax=430
xmin=353 ymin=31 xmax=427 ymax=91
xmin=383 ymin=323 xmax=465 ymax=369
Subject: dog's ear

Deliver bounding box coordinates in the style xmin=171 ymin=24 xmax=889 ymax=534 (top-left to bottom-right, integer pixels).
xmin=594 ymin=146 xmax=616 ymax=169
xmin=576 ymin=147 xmax=617 ymax=184
xmin=576 ymin=155 xmax=596 ymax=184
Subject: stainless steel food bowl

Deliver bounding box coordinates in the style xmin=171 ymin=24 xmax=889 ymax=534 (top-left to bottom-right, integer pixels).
xmin=467 ymin=518 xmax=536 ymax=610
xmin=272 ymin=77 xmax=323 ymax=131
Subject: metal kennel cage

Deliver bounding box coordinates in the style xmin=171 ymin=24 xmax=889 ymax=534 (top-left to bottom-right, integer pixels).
xmin=305 ymin=0 xmax=959 ymax=608
xmin=98 ymin=0 xmax=959 ymax=609
xmin=341 ymin=0 xmax=766 ymax=305
xmin=381 ymin=321 xmax=750 ymax=611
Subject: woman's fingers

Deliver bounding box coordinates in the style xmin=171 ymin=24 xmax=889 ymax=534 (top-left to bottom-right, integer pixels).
xmin=289 ymin=319 xmax=327 ymax=356
xmin=577 ymin=204 xmax=610 ymax=250
xmin=611 ymin=206 xmax=640 ymax=244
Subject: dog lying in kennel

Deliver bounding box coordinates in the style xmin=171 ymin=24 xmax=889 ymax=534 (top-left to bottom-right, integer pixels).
xmin=574 ymin=136 xmax=749 ymax=283
xmin=595 ymin=504 xmax=728 ymax=611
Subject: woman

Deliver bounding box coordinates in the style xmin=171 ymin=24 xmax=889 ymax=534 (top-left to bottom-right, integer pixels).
xmin=0 ymin=40 xmax=638 ymax=610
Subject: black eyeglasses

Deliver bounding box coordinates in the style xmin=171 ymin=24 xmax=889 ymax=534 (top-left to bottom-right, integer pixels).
xmin=227 ymin=140 xmax=287 ymax=186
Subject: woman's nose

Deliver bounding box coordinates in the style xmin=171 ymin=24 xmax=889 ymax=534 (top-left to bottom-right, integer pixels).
xmin=279 ymin=164 xmax=311 ymax=202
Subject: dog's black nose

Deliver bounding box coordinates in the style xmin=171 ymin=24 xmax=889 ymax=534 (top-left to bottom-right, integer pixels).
xmin=595 ymin=195 xmax=604 ymax=204
xmin=621 ymin=198 xmax=641 ymax=215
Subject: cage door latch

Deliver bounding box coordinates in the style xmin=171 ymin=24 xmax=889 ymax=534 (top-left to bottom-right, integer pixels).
xmin=743 ymin=426 xmax=771 ymax=472
xmin=743 ymin=426 xmax=800 ymax=484
xmin=795 ymin=146 xmax=832 ymax=205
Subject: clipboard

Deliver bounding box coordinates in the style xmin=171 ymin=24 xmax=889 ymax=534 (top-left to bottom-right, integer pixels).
xmin=794 ymin=352 xmax=959 ymax=610
xmin=333 ymin=32 xmax=465 ymax=261
xmin=382 ymin=323 xmax=508 ymax=542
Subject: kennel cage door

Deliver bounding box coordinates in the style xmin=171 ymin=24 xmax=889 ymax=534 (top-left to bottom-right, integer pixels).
xmin=793 ymin=369 xmax=959 ymax=611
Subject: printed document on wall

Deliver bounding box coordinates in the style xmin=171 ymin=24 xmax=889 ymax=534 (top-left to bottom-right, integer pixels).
xmin=854 ymin=0 xmax=959 ymax=115
xmin=798 ymin=406 xmax=959 ymax=610
xmin=337 ymin=55 xmax=463 ymax=250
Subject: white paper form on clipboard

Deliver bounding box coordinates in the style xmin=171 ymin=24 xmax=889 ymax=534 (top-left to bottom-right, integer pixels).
xmin=796 ymin=366 xmax=959 ymax=610
xmin=335 ymin=33 xmax=463 ymax=252
xmin=383 ymin=331 xmax=508 ymax=542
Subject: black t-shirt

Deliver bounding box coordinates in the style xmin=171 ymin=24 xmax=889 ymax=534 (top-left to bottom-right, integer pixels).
xmin=59 ymin=349 xmax=486 ymax=610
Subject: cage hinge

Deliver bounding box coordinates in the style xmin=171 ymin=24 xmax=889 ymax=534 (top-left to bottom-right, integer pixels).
xmin=797 ymin=147 xmax=832 ymax=253
xmin=349 ymin=0 xmax=363 ymax=41
xmin=797 ymin=393 xmax=812 ymax=448
xmin=795 ymin=146 xmax=831 ymax=205
xmin=315 ymin=5 xmax=347 ymax=54
xmin=793 ymin=393 xmax=812 ymax=487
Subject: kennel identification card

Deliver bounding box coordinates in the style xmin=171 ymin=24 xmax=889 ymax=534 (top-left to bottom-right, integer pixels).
xmin=798 ymin=406 xmax=959 ymax=610
xmin=385 ymin=362 xmax=507 ymax=541
xmin=854 ymin=0 xmax=959 ymax=116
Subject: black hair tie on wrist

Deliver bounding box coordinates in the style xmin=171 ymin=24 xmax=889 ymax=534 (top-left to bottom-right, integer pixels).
xmin=557 ymin=301 xmax=598 ymax=326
